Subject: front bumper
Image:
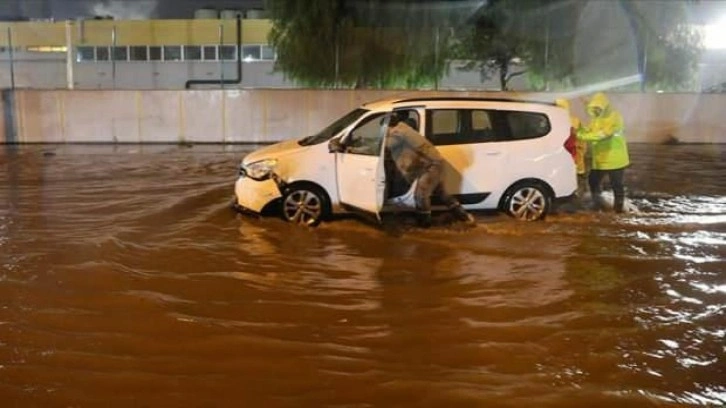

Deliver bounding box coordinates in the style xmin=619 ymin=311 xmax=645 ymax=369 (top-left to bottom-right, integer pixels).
xmin=233 ymin=175 xmax=283 ymax=213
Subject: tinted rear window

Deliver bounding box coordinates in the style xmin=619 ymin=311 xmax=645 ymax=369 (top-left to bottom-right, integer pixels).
xmin=505 ymin=111 xmax=550 ymax=140
xmin=426 ymin=109 xmax=550 ymax=145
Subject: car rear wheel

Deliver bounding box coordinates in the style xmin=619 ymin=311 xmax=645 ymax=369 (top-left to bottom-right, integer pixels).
xmin=502 ymin=182 xmax=551 ymax=221
xmin=281 ymin=184 xmax=330 ymax=227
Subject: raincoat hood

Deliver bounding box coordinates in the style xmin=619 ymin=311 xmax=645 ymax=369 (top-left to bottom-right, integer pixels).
xmin=587 ymin=92 xmax=611 ymax=116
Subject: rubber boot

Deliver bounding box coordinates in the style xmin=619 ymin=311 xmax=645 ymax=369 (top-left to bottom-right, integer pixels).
xmin=575 ymin=174 xmax=589 ymax=209
xmin=452 ymin=205 xmax=476 ymax=224
xmin=614 ymin=194 xmax=625 ymax=213
xmin=591 ymin=193 xmax=605 ymax=211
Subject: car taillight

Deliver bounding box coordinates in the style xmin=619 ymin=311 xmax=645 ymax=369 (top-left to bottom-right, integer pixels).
xmin=564 ymin=127 xmax=577 ymax=161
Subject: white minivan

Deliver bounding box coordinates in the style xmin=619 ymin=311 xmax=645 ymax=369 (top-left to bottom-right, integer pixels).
xmin=233 ymin=96 xmax=578 ymax=226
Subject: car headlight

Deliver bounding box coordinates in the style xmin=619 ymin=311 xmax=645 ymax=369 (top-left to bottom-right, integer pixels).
xmin=241 ymin=159 xmax=278 ymax=181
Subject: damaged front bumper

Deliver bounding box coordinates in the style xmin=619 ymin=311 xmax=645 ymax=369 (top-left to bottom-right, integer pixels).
xmin=232 ymin=172 xmax=288 ymax=214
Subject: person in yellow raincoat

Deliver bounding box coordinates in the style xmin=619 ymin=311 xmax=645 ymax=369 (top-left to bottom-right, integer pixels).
xmin=555 ymin=98 xmax=588 ymax=200
xmin=576 ymin=92 xmax=630 ymax=212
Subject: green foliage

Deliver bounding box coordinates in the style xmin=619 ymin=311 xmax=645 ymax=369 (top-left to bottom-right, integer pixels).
xmin=453 ymin=0 xmax=703 ymax=91
xmin=266 ymin=0 xmax=348 ymax=87
xmin=267 ymin=0 xmax=704 ymax=92
xmin=523 ymin=1 xmax=584 ymax=91
xmin=451 ymin=0 xmax=583 ymax=91
xmin=630 ymin=1 xmax=704 ymax=91
xmin=266 ymin=0 xmax=453 ymax=88
xmin=452 ymin=0 xmax=535 ymax=90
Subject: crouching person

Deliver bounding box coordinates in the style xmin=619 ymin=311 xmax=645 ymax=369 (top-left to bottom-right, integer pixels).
xmin=385 ymin=113 xmax=475 ymax=227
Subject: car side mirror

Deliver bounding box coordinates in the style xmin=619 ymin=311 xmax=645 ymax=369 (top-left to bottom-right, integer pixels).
xmin=328 ymin=138 xmax=345 ymax=153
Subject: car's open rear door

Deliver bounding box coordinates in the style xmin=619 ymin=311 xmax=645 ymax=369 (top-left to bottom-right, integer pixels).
xmin=334 ymin=114 xmax=389 ymax=222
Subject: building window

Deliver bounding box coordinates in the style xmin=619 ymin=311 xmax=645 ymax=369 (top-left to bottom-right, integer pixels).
xmin=129 ymin=46 xmax=148 ymax=61
xmin=27 ymin=46 xmax=66 ymax=53
xmin=0 ymin=46 xmax=23 ymax=53
xmin=184 ymin=45 xmax=202 ymax=61
xmin=149 ymin=46 xmax=162 ymax=61
xmin=76 ymin=46 xmax=95 ymax=62
xmin=261 ymin=45 xmax=275 ymax=60
xmin=242 ymin=45 xmax=260 ymax=61
xmin=96 ymin=46 xmax=110 ymax=61
xmin=219 ymin=45 xmax=237 ymax=61
xmin=163 ymin=46 xmax=182 ymax=61
xmin=112 ymin=46 xmax=128 ymax=61
xmin=203 ymin=45 xmax=217 ymax=61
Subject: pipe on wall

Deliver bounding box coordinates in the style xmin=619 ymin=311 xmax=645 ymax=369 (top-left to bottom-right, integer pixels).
xmin=2 ymin=90 xmax=17 ymax=143
xmin=185 ymin=16 xmax=242 ymax=89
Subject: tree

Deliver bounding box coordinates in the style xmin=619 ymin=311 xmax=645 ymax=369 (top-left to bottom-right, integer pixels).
xmin=266 ymin=0 xmax=350 ymax=87
xmin=452 ymin=0 xmax=559 ymax=91
xmin=453 ymin=0 xmax=703 ymax=92
xmin=621 ymin=0 xmax=704 ymax=91
xmin=523 ymin=1 xmax=585 ymax=91
xmin=452 ymin=1 xmax=515 ymax=90
xmin=266 ymin=0 xmax=460 ymax=88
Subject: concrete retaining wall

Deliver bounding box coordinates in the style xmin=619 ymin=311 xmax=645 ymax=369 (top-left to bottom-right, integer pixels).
xmin=2 ymin=89 xmax=725 ymax=144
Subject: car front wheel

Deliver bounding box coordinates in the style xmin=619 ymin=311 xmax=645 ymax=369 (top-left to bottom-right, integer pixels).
xmin=502 ymin=182 xmax=551 ymax=221
xmin=281 ymin=184 xmax=330 ymax=227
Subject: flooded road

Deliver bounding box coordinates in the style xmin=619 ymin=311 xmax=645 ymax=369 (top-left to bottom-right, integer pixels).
xmin=1 ymin=143 xmax=725 ymax=407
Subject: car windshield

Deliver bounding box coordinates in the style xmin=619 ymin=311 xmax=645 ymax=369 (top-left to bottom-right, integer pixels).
xmin=298 ymin=108 xmax=369 ymax=146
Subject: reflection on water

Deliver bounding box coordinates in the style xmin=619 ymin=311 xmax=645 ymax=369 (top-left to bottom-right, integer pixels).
xmin=0 ymin=144 xmax=724 ymax=407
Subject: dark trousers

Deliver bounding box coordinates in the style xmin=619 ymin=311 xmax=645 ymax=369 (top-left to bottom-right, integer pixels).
xmin=588 ymin=168 xmax=626 ymax=212
xmin=414 ymin=163 xmax=459 ymax=214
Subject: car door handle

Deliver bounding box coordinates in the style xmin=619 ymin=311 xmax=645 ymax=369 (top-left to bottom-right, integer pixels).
xmin=486 ymin=152 xmax=502 ymax=156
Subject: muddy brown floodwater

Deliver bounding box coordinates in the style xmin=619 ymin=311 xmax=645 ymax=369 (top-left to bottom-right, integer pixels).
xmin=1 ymin=143 xmax=725 ymax=407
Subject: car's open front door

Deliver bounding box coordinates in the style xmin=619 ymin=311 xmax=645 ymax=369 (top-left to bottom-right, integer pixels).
xmin=334 ymin=112 xmax=388 ymax=222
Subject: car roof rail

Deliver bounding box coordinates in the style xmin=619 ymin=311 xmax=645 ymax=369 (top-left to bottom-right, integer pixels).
xmin=391 ymin=96 xmax=556 ymax=106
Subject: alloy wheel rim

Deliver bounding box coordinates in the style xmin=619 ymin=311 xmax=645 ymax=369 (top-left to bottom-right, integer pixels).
xmin=509 ymin=187 xmax=546 ymax=221
xmin=283 ymin=190 xmax=322 ymax=225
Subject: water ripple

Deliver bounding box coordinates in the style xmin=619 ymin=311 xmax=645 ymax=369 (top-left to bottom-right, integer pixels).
xmin=1 ymin=144 xmax=725 ymax=406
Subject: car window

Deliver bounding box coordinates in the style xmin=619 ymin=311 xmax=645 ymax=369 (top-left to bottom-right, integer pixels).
xmin=431 ymin=110 xmax=458 ymax=134
xmin=427 ymin=109 xmax=495 ymax=145
xmin=394 ymin=109 xmax=421 ymax=131
xmin=471 ymin=110 xmax=495 ymax=141
xmin=426 ymin=108 xmax=550 ymax=145
xmin=298 ymin=108 xmax=369 ymax=146
xmin=505 ymin=111 xmax=550 ymax=140
xmin=428 ymin=110 xmax=461 ymax=145
xmin=472 ymin=110 xmax=491 ymax=130
xmin=344 ymin=112 xmax=386 ymax=156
